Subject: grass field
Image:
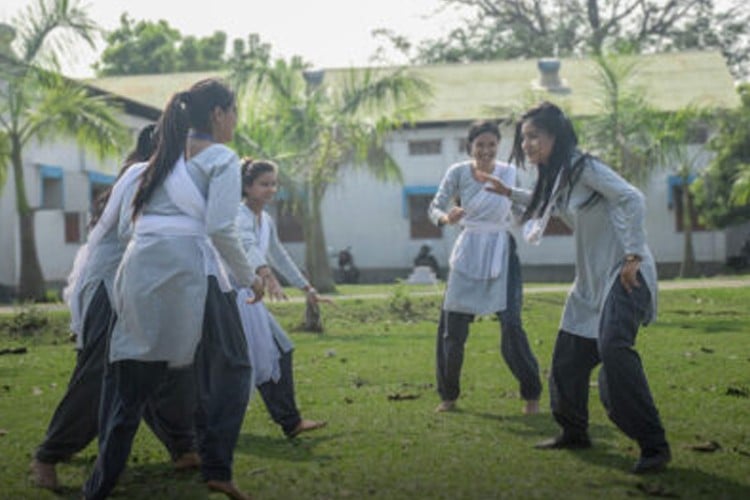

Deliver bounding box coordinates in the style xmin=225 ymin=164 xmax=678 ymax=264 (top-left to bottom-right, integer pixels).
xmin=1 ymin=283 xmax=749 ymax=499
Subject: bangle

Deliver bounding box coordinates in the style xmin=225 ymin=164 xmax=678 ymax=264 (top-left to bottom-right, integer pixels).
xmin=624 ymin=254 xmax=641 ymax=263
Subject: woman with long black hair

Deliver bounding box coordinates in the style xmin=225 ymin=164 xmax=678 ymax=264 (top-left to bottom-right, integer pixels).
xmin=480 ymin=101 xmax=670 ymax=474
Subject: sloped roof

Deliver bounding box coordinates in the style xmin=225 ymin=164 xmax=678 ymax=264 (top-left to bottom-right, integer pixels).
xmin=86 ymin=50 xmax=739 ymax=122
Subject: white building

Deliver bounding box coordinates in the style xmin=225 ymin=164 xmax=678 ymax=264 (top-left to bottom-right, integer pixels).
xmin=0 ymin=82 xmax=158 ymax=300
xmin=2 ymin=50 xmax=744 ymax=298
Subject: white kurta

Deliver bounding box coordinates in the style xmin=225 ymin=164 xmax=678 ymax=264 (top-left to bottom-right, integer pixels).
xmin=234 ymin=205 xmax=310 ymax=384
xmin=429 ymin=161 xmax=515 ymax=315
xmin=510 ymin=152 xmax=658 ymax=339
xmin=110 ymin=145 xmax=255 ymax=368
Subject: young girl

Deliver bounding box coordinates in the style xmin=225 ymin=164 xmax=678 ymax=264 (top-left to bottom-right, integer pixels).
xmin=83 ymin=79 xmax=258 ymax=500
xmin=31 ymin=125 xmax=198 ymax=491
xmin=480 ymin=101 xmax=670 ymax=474
xmin=236 ymin=158 xmax=327 ymax=438
xmin=429 ymin=120 xmax=542 ymax=414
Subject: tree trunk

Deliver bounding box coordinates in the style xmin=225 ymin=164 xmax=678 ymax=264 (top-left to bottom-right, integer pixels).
xmin=679 ymin=185 xmax=697 ymax=278
xmin=11 ymin=141 xmax=46 ymax=301
xmin=303 ymin=193 xmax=336 ymax=293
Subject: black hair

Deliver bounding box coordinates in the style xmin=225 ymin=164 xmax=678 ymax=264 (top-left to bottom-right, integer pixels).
xmin=240 ymin=157 xmax=278 ymax=198
xmin=89 ymin=123 xmax=158 ymax=228
xmin=131 ymin=78 xmax=235 ymax=220
xmin=466 ymin=120 xmax=500 ymax=155
xmin=508 ymin=101 xmax=581 ymax=221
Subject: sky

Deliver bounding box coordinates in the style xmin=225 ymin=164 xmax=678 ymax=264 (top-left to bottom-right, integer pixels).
xmin=0 ymin=0 xmax=470 ymax=77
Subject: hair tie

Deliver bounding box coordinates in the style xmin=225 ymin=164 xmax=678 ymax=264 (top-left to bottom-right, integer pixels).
xmin=178 ymin=91 xmax=192 ymax=108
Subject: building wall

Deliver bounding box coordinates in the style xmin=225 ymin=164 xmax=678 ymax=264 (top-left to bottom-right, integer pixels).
xmin=0 ymin=114 xmax=152 ymax=296
xmin=280 ymin=126 xmax=732 ymax=283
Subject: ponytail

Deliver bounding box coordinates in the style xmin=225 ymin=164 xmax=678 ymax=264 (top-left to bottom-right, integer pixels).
xmin=132 ymin=92 xmax=190 ymax=220
xmin=131 ymin=78 xmax=235 ymax=220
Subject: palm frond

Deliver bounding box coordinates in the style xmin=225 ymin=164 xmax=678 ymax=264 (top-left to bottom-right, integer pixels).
xmin=14 ymin=0 xmax=100 ymax=66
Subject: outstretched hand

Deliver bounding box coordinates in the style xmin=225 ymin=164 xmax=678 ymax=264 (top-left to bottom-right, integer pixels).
xmin=306 ymin=289 xmax=334 ymax=306
xmin=475 ymin=170 xmax=511 ymax=197
xmin=246 ymin=276 xmax=265 ymax=304
xmin=264 ymin=273 xmax=288 ymax=301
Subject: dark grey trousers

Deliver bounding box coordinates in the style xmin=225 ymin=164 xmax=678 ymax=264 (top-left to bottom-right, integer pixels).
xmin=34 ymin=282 xmax=195 ymax=465
xmin=83 ymin=278 xmax=251 ymax=499
xmin=548 ymin=275 xmax=668 ymax=452
xmin=257 ymin=349 xmax=302 ymax=436
xmin=436 ymin=239 xmax=542 ymax=402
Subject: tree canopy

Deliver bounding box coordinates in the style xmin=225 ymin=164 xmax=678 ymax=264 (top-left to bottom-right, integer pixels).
xmin=692 ymin=83 xmax=750 ymax=227
xmin=375 ymin=0 xmax=750 ymax=79
xmin=94 ymin=14 xmax=228 ymax=76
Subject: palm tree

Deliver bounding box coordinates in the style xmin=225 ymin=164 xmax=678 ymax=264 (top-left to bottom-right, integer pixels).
xmin=654 ymin=107 xmax=714 ymax=278
xmin=0 ymin=0 xmax=129 ymax=301
xmin=231 ymin=58 xmax=430 ymax=292
xmin=579 ymin=53 xmax=659 ymax=185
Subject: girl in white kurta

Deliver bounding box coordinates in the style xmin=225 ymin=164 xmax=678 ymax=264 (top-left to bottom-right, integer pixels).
xmin=31 ymin=125 xmax=198 ymax=491
xmin=429 ymin=120 xmax=542 ymax=414
xmin=234 ymin=158 xmax=327 ymax=438
xmin=481 ymin=101 xmax=669 ymax=474
xmin=83 ymin=79 xmax=257 ymax=500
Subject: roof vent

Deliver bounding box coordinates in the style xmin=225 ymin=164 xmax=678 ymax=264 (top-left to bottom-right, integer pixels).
xmin=532 ymin=58 xmax=570 ymax=93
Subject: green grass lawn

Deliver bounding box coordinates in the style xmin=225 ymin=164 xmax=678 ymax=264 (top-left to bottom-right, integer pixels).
xmin=1 ymin=285 xmax=749 ymax=499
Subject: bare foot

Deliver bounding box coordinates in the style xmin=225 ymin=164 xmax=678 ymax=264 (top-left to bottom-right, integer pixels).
xmin=434 ymin=400 xmax=456 ymax=413
xmin=206 ymin=480 xmax=253 ymax=500
xmin=523 ymin=400 xmax=540 ymax=415
xmin=29 ymin=459 xmax=58 ymax=490
xmin=173 ymin=451 xmax=201 ymax=470
xmin=288 ymin=419 xmax=328 ymax=438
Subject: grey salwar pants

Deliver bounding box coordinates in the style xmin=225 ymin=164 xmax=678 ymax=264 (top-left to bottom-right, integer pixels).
xmin=548 ymin=275 xmax=668 ymax=452
xmin=436 ymin=238 xmax=542 ymax=402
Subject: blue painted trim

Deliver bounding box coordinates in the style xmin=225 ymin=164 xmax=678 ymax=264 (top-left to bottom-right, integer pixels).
xmin=402 ymin=185 xmax=438 ymax=217
xmin=39 ymin=165 xmax=64 ymax=208
xmin=39 ymin=165 xmax=63 ymax=179
xmin=667 ymin=174 xmax=697 ymax=207
xmin=88 ymin=171 xmax=116 ymax=185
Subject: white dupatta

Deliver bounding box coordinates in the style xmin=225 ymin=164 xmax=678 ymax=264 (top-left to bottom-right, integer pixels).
xmin=449 ymin=164 xmax=513 ymax=279
xmin=142 ymin=154 xmax=233 ymax=291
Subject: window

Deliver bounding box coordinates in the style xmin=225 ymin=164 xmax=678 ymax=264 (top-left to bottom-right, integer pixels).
xmin=402 ymin=186 xmax=442 ymax=240
xmin=275 ymin=200 xmax=305 ymax=243
xmin=64 ymin=212 xmax=83 ymax=243
xmin=408 ymin=139 xmax=442 ymax=156
xmin=40 ymin=165 xmax=63 ymax=209
xmin=457 ymin=138 xmax=469 ymax=154
xmin=672 ymin=185 xmax=706 ymax=232
xmin=88 ymin=171 xmax=116 ymax=212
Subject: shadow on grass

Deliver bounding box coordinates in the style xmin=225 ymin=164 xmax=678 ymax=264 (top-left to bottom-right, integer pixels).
xmin=235 ymin=432 xmax=339 ymax=463
xmin=50 ymin=463 xmax=209 ymax=499
xmin=576 ymin=452 xmax=750 ymax=498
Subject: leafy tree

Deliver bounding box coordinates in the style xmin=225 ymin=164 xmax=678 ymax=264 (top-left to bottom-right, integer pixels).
xmin=0 ymin=0 xmax=129 ymax=300
xmin=376 ymin=0 xmax=750 ymax=78
xmin=692 ymin=83 xmax=750 ymax=227
xmin=652 ymin=107 xmax=714 ymax=277
xmin=95 ymin=14 xmax=228 ymax=76
xmin=231 ymin=58 xmax=431 ymax=292
xmin=577 ymin=54 xmax=659 ymax=185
